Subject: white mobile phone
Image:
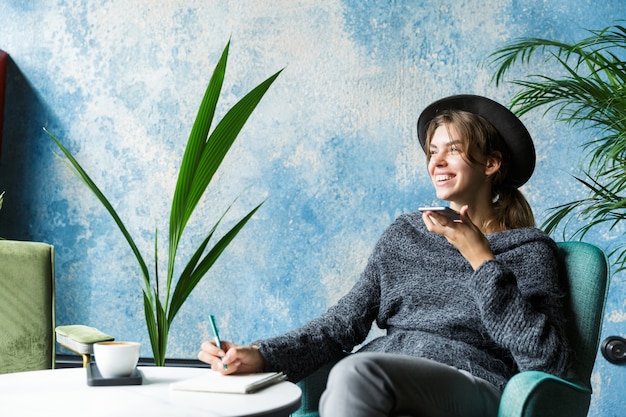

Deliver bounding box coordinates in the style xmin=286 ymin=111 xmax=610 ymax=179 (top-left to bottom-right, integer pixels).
xmin=418 ymin=206 xmax=461 ymax=221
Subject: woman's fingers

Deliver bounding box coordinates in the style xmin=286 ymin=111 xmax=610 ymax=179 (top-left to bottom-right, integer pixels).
xmin=198 ymin=340 xmax=236 ymax=374
xmin=198 ymin=342 xmax=264 ymax=375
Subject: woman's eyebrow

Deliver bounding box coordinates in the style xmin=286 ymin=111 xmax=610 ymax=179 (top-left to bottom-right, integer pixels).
xmin=430 ymin=139 xmax=462 ymax=149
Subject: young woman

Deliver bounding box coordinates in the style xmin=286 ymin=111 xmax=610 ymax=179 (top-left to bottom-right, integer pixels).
xmin=198 ymin=95 xmax=571 ymax=417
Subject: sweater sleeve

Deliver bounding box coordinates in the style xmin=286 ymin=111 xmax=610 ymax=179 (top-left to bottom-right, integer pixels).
xmin=467 ymin=237 xmax=570 ymax=378
xmin=253 ymin=255 xmax=382 ymax=382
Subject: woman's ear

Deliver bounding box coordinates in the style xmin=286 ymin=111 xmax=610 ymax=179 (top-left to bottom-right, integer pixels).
xmin=484 ymin=153 xmax=502 ymax=177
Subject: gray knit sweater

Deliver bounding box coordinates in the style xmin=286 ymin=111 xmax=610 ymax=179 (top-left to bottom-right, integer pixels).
xmin=255 ymin=212 xmax=571 ymax=391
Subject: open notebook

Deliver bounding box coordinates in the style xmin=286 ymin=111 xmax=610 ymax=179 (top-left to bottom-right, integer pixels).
xmin=170 ymin=371 xmax=286 ymax=394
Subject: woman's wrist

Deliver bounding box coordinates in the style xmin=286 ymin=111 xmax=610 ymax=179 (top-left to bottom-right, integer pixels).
xmin=251 ymin=344 xmax=266 ymax=372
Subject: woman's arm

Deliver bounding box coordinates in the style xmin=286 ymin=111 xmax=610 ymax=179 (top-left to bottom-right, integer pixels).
xmin=198 ymin=271 xmax=379 ymax=381
xmin=253 ymin=260 xmax=382 ymax=381
xmin=468 ymin=238 xmax=570 ymax=377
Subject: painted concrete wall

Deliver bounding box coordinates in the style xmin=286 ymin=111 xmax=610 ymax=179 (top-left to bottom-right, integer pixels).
xmin=0 ymin=1 xmax=623 ymax=415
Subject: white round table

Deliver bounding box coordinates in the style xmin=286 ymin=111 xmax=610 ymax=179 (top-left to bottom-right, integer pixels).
xmin=0 ymin=366 xmax=301 ymax=417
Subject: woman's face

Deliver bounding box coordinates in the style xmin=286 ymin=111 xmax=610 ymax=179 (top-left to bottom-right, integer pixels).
xmin=427 ymin=124 xmax=496 ymax=208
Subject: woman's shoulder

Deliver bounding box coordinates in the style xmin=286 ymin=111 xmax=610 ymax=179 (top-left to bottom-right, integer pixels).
xmin=387 ymin=211 xmax=431 ymax=236
xmin=492 ymin=226 xmax=554 ymax=241
xmin=489 ymin=226 xmax=557 ymax=254
xmin=394 ymin=211 xmax=425 ymax=226
xmin=375 ymin=211 xmax=441 ymax=247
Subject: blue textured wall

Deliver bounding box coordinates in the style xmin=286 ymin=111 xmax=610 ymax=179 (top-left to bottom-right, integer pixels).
xmin=0 ymin=1 xmax=624 ymax=415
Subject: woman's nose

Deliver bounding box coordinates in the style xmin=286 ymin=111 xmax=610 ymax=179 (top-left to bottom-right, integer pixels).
xmin=430 ymin=152 xmax=447 ymax=166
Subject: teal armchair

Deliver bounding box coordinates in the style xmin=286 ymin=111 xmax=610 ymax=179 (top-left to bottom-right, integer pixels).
xmin=292 ymin=241 xmax=610 ymax=417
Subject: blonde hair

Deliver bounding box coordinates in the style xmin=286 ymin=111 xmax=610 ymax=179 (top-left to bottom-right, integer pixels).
xmin=425 ymin=110 xmax=535 ymax=230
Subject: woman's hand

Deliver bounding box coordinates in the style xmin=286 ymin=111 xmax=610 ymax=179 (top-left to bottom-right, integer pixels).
xmin=422 ymin=205 xmax=495 ymax=270
xmin=198 ymin=341 xmax=265 ymax=375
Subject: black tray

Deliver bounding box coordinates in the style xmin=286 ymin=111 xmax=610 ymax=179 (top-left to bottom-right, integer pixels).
xmin=86 ymin=362 xmax=143 ymax=386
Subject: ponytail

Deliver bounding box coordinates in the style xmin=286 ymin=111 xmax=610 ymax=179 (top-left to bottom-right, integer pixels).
xmin=490 ymin=186 xmax=535 ymax=230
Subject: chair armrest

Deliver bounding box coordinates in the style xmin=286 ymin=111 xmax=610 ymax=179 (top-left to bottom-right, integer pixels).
xmin=498 ymin=371 xmax=591 ymax=417
xmin=292 ymin=361 xmax=336 ymax=417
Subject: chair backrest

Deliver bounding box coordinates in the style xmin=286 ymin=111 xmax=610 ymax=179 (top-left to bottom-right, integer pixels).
xmin=0 ymin=240 xmax=55 ymax=374
xmin=556 ymin=241 xmax=609 ymax=386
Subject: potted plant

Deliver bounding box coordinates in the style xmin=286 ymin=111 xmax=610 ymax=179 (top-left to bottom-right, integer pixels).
xmin=489 ymin=24 xmax=626 ymax=272
xmin=46 ymin=41 xmax=282 ymax=366
xmin=0 ymin=191 xmax=3 ymax=238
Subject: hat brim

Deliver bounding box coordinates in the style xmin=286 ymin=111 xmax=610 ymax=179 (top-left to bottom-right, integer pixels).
xmin=417 ymin=94 xmax=535 ymax=188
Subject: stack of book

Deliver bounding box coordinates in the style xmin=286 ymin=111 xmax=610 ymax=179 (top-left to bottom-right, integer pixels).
xmin=171 ymin=371 xmax=287 ymax=394
xmin=55 ymin=325 xmax=114 ymax=367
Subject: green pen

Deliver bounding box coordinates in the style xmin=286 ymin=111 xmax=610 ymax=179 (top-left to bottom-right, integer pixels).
xmin=209 ymin=315 xmax=227 ymax=370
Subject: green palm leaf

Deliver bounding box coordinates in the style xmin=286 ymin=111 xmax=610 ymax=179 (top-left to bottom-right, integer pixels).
xmin=155 ymin=294 xmax=168 ymax=364
xmin=143 ymin=290 xmax=158 ymax=361
xmin=48 ymin=41 xmax=281 ymax=365
xmin=167 ymin=43 xmax=282 ymax=301
xmin=168 ymin=42 xmax=229 ymax=279
xmin=168 ymin=201 xmax=264 ymax=324
xmin=489 ymin=24 xmax=626 ymax=272
xmin=45 ymin=128 xmax=152 ymax=295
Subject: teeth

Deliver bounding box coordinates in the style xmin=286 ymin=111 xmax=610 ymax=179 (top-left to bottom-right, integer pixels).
xmin=436 ymin=175 xmax=452 ymax=181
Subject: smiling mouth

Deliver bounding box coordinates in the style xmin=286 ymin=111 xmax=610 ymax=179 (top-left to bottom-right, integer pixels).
xmin=435 ymin=175 xmax=454 ymax=182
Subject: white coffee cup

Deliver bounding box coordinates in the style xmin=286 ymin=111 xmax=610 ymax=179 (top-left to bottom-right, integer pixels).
xmin=93 ymin=341 xmax=140 ymax=378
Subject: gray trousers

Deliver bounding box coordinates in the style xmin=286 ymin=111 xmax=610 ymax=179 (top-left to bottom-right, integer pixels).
xmin=319 ymin=352 xmax=501 ymax=417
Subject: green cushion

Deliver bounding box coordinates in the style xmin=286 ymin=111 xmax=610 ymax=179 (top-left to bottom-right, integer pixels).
xmin=55 ymin=325 xmax=114 ymax=354
xmin=0 ymin=240 xmax=55 ymax=374
xmin=55 ymin=325 xmax=113 ymax=344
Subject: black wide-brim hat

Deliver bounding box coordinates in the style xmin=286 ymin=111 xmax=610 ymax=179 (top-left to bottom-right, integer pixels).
xmin=417 ymin=94 xmax=536 ymax=188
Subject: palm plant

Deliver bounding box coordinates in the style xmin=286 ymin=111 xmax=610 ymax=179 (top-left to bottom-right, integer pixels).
xmin=46 ymin=41 xmax=281 ymax=365
xmin=489 ymin=24 xmax=626 ymax=272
